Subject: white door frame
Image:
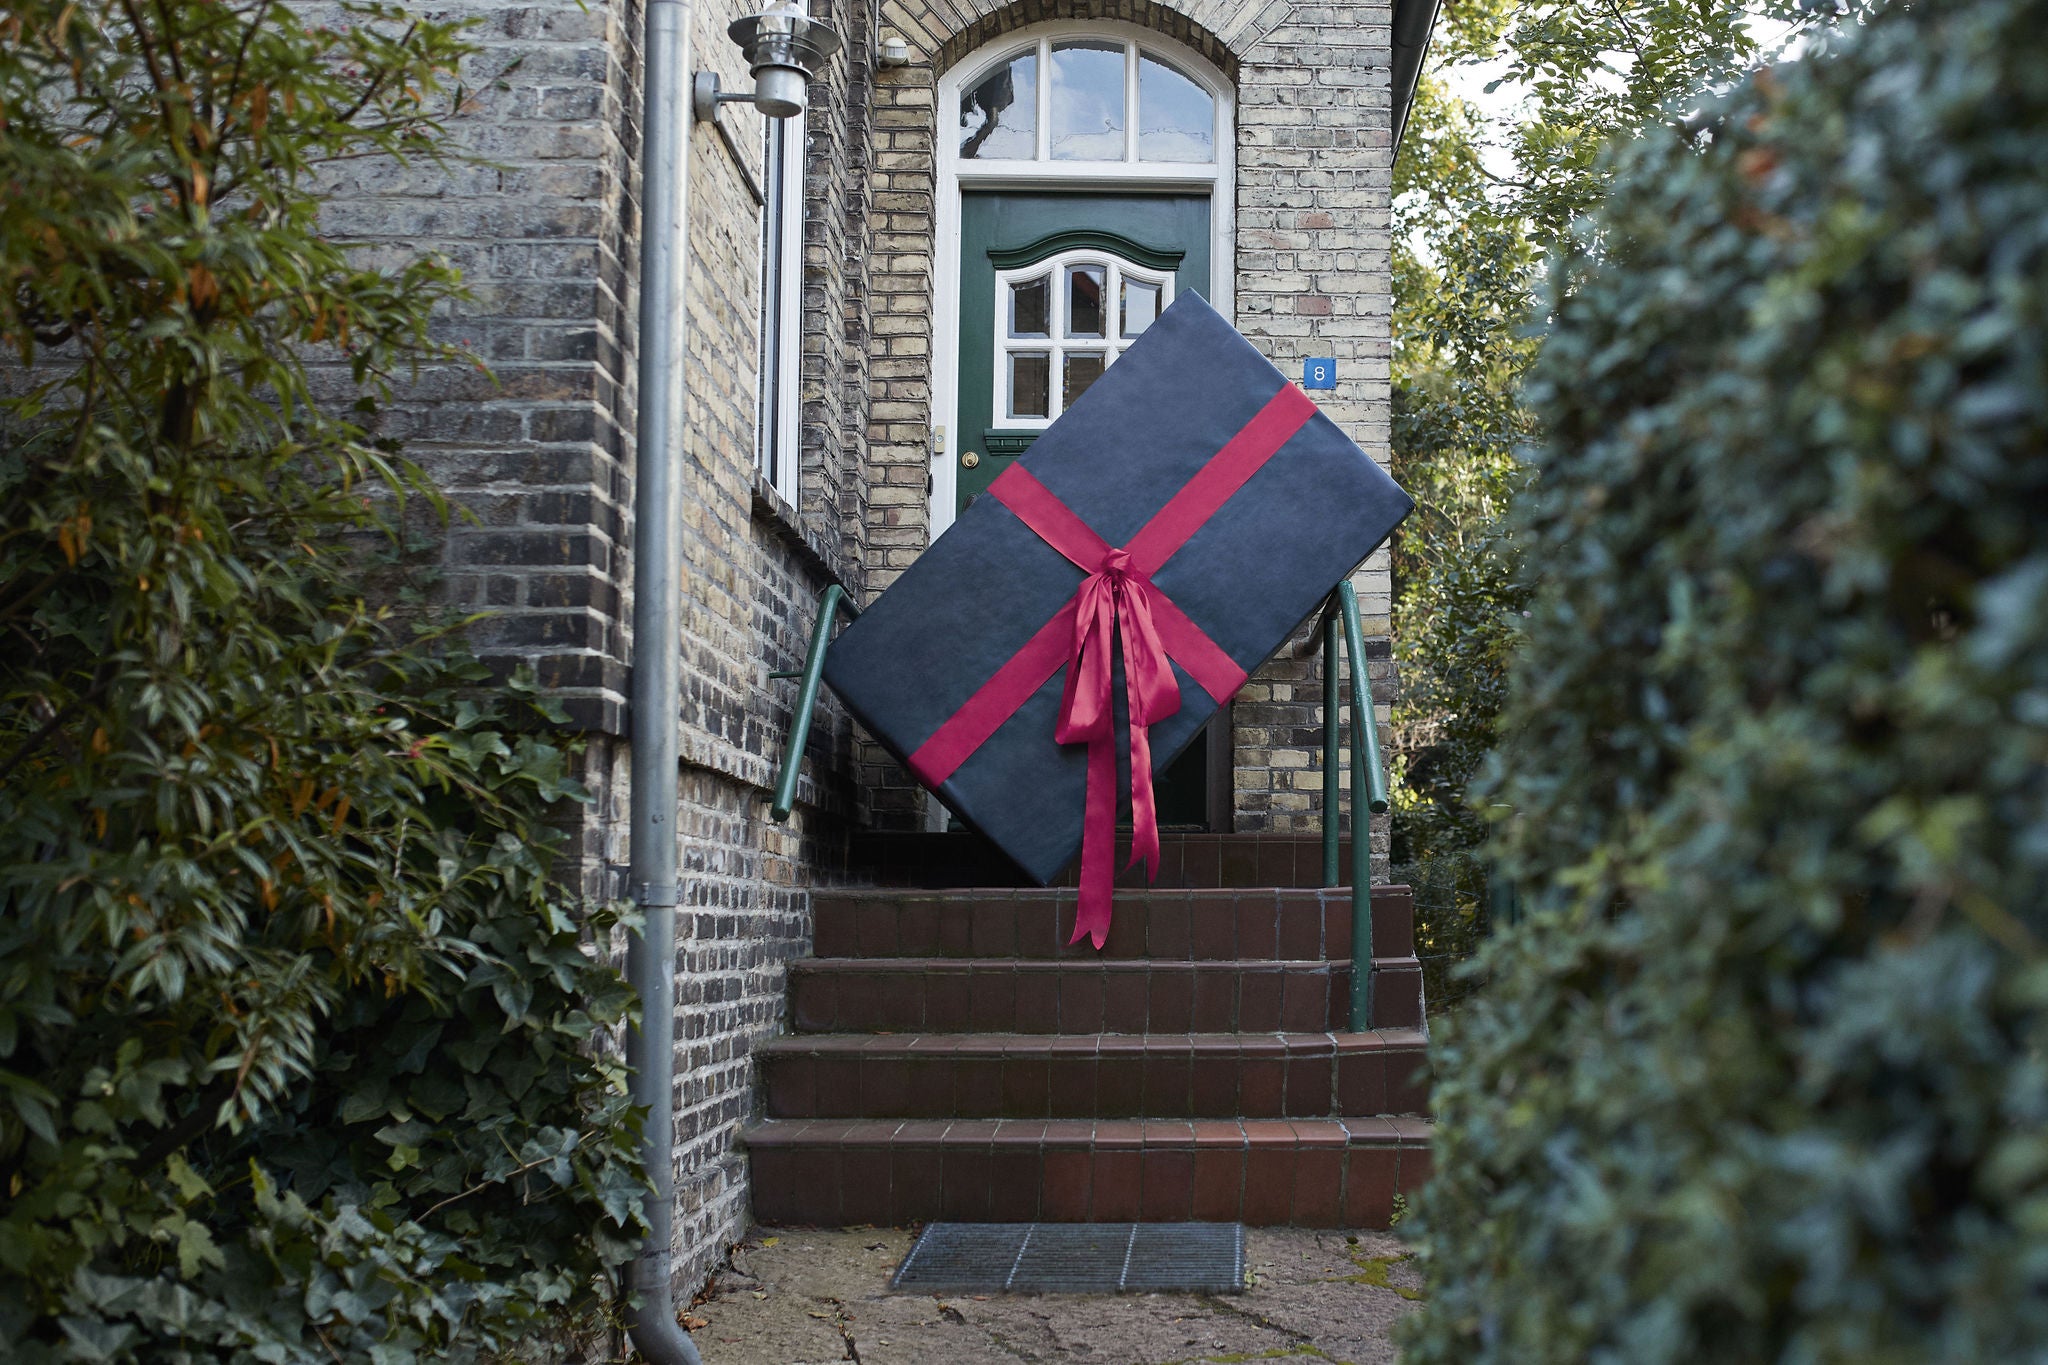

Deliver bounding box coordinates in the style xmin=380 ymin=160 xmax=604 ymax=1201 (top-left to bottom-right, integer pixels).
xmin=929 ymin=19 xmax=1237 ymax=540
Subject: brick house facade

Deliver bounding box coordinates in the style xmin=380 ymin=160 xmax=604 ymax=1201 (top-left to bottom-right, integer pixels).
xmin=348 ymin=0 xmax=1425 ymax=1305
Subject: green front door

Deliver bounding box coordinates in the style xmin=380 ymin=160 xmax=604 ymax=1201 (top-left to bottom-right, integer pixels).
xmin=955 ymin=190 xmax=1221 ymax=828
xmin=957 ymin=191 xmax=1211 ymax=511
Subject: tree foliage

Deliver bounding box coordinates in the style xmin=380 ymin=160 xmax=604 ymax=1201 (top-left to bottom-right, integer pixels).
xmin=1389 ymin=0 xmax=1874 ymax=860
xmin=0 ymin=4 xmax=645 ymax=1359
xmin=1403 ymin=0 xmax=2048 ymax=1357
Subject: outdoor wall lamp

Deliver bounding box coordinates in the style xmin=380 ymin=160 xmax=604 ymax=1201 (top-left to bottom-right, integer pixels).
xmin=692 ymin=0 xmax=842 ymax=121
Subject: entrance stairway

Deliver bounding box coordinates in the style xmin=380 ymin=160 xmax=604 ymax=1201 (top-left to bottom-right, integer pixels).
xmin=745 ymin=832 xmax=1432 ymax=1227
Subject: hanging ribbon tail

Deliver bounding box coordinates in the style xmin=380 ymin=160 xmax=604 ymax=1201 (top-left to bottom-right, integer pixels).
xmin=1071 ymin=731 xmax=1118 ymax=948
xmin=1117 ymin=576 xmax=1176 ymax=883
xmin=1065 ymin=562 xmax=1183 ymax=949
xmin=1054 ymin=574 xmax=1116 ymax=746
xmin=1126 ymin=717 xmax=1159 ymax=880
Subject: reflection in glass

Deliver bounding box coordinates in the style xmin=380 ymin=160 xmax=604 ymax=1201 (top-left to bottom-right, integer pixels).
xmin=1064 ymin=352 xmax=1106 ymax=407
xmin=1050 ymin=41 xmax=1125 ymax=160
xmin=1121 ymin=278 xmax=1161 ymax=336
xmin=1010 ymin=352 xmax=1050 ymax=418
xmin=961 ymin=54 xmax=1038 ymax=159
xmin=1010 ymin=275 xmax=1049 ymax=336
xmin=1138 ymin=54 xmax=1213 ymax=162
xmin=1067 ymin=265 xmax=1105 ymax=337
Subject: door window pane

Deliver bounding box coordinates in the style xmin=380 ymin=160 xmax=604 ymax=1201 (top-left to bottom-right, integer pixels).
xmin=1010 ymin=352 xmax=1051 ymax=418
xmin=1066 ymin=265 xmax=1105 ymax=338
xmin=1050 ymin=42 xmax=1125 ymax=160
xmin=1010 ymin=275 xmax=1049 ymax=336
xmin=1120 ymin=278 xmax=1161 ymax=337
xmin=1064 ymin=352 xmax=1106 ymax=407
xmin=961 ymin=53 xmax=1037 ymax=159
xmin=1138 ymin=54 xmax=1214 ymax=162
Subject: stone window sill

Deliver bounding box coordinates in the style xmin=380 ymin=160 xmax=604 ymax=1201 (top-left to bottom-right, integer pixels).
xmin=751 ymin=475 xmax=849 ymax=592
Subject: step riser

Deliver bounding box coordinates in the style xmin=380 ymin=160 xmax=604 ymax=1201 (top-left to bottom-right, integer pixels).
xmin=851 ymin=834 xmax=1370 ymax=891
xmin=747 ymin=1123 xmax=1433 ymax=1228
xmin=791 ymin=960 xmax=1424 ymax=1035
xmin=813 ymin=888 xmax=1414 ymax=962
xmin=762 ymin=1046 xmax=1431 ymax=1121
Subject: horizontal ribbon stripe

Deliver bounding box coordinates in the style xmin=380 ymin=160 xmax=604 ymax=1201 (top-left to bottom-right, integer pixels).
xmin=906 ymin=379 xmax=1315 ymax=948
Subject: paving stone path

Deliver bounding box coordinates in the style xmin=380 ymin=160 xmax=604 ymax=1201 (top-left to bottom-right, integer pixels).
xmin=685 ymin=1225 xmax=1423 ymax=1364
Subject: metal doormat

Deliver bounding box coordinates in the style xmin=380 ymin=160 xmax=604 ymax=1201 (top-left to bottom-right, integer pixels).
xmin=890 ymin=1223 xmax=1245 ymax=1294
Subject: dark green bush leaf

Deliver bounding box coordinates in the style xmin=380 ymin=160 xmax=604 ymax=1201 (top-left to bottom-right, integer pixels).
xmin=1403 ymin=1 xmax=2048 ymax=1360
xmin=0 ymin=4 xmax=646 ymax=1360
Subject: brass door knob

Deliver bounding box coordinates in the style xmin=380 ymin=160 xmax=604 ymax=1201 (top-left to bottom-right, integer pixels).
xmin=961 ymin=450 xmax=980 ymax=469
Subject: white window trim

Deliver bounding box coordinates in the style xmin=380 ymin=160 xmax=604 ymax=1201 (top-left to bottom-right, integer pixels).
xmin=757 ymin=111 xmax=806 ymax=504
xmin=993 ymin=249 xmax=1174 ymax=428
xmin=930 ymin=19 xmax=1236 ymax=540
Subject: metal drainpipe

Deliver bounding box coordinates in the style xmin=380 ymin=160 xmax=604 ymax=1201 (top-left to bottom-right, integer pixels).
xmin=624 ymin=0 xmax=705 ymax=1361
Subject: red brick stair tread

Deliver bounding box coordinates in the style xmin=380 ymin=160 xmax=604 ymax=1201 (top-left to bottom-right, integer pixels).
xmin=789 ymin=955 xmax=1426 ymax=1034
xmin=849 ymin=831 xmax=1379 ymax=890
xmin=744 ymin=1116 xmax=1435 ymax=1227
xmin=812 ymin=885 xmax=1414 ymax=961
xmin=758 ymin=1028 xmax=1432 ymax=1121
xmin=755 ymin=1028 xmax=1428 ymax=1054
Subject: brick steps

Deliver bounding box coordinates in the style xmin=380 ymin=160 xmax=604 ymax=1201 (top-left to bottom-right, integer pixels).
xmin=747 ymin=1116 xmax=1435 ymax=1228
xmin=760 ymin=1030 xmax=1431 ymax=1120
xmin=813 ymin=885 xmax=1415 ymax=961
xmin=746 ymin=879 xmax=1433 ymax=1229
xmin=790 ymin=956 xmax=1424 ymax=1034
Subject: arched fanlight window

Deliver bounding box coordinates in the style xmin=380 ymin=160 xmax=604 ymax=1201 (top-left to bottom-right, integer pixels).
xmin=958 ymin=36 xmax=1217 ymax=165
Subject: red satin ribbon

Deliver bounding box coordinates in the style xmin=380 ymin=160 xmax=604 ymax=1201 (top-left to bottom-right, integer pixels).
xmin=1054 ymin=546 xmax=1179 ymax=931
xmin=909 ymin=384 xmax=1316 ymax=948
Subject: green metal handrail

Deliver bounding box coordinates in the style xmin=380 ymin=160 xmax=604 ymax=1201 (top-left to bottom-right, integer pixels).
xmin=769 ymin=584 xmax=859 ymax=822
xmin=1319 ymin=580 xmax=1389 ymax=1032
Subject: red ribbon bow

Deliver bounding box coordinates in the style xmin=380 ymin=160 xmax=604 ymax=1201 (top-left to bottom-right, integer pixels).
xmin=1055 ymin=546 xmax=1181 ymax=902
xmin=910 ymin=384 xmax=1317 ymax=948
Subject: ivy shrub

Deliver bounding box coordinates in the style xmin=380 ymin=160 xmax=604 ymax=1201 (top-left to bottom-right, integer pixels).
xmin=1402 ymin=1 xmax=2048 ymax=1361
xmin=0 ymin=4 xmax=645 ymax=1360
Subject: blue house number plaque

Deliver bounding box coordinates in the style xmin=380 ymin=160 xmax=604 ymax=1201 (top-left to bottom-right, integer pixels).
xmin=1303 ymin=357 xmax=1337 ymax=390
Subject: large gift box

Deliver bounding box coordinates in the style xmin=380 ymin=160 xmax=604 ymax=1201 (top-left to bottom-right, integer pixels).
xmin=823 ymin=294 xmax=1412 ymax=945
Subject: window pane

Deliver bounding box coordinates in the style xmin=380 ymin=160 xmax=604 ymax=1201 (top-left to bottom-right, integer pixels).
xmin=1010 ymin=352 xmax=1050 ymax=418
xmin=1064 ymin=351 xmax=1106 ymax=407
xmin=1066 ymin=265 xmax=1105 ymax=337
xmin=961 ymin=53 xmax=1037 ymax=159
xmin=1120 ymin=278 xmax=1161 ymax=337
xmin=757 ymin=116 xmax=799 ymax=499
xmin=1138 ymin=54 xmax=1213 ymax=162
xmin=1050 ymin=41 xmax=1126 ymax=161
xmin=1010 ymin=275 xmax=1049 ymax=336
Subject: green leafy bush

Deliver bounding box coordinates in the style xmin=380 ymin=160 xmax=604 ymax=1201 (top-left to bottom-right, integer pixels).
xmin=1392 ymin=853 xmax=1497 ymax=1017
xmin=1402 ymin=1 xmax=2048 ymax=1360
xmin=0 ymin=4 xmax=644 ymax=1359
xmin=1386 ymin=2 xmax=1873 ymax=864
